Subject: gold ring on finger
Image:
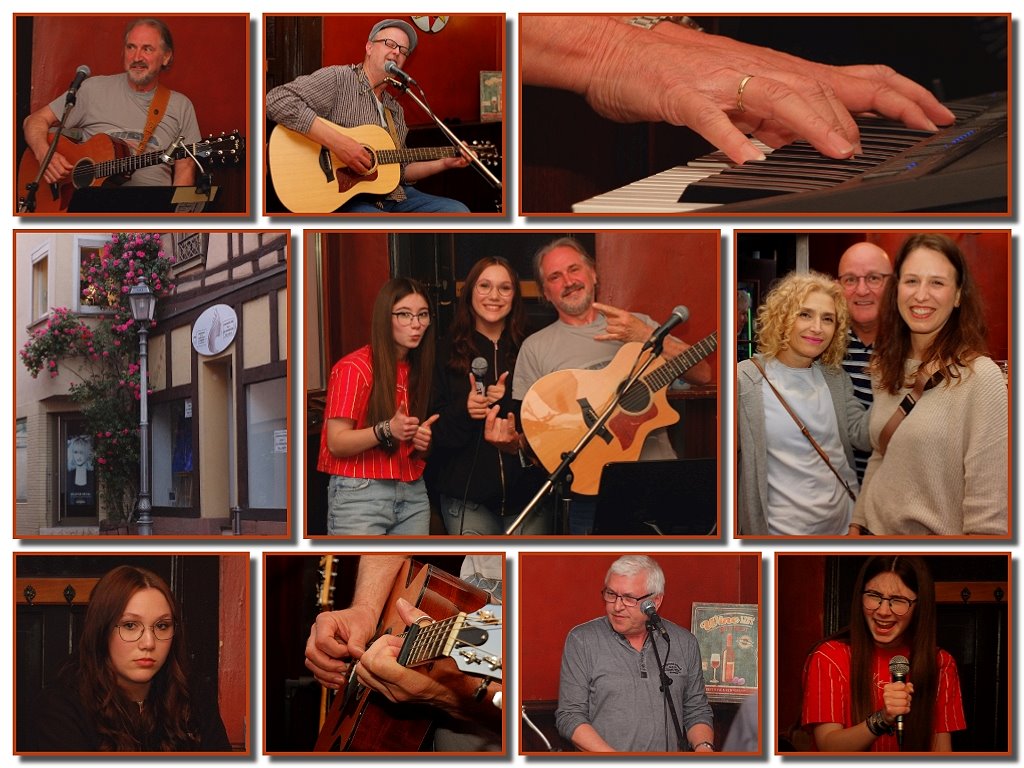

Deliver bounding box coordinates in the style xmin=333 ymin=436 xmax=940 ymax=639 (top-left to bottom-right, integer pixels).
xmin=737 ymin=74 xmax=755 ymax=113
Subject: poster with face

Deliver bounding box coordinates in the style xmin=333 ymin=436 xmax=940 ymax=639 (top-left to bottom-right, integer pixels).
xmin=66 ymin=435 xmax=95 ymax=507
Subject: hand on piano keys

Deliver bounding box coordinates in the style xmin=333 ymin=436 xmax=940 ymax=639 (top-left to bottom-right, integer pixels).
xmin=521 ymin=15 xmax=956 ymax=165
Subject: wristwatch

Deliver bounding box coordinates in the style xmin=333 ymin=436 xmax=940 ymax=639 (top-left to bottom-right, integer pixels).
xmin=691 ymin=739 xmax=715 ymax=751
xmin=626 ymin=16 xmax=704 ymax=32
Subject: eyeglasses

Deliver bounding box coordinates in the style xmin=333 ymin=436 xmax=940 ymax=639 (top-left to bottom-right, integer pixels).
xmin=862 ymin=591 xmax=916 ymax=616
xmin=115 ymin=620 xmax=175 ymax=642
xmin=838 ymin=273 xmax=892 ymax=289
xmin=392 ymin=310 xmax=431 ymax=326
xmin=474 ymin=280 xmax=514 ymax=297
xmin=600 ymin=588 xmax=653 ymax=608
xmin=373 ymin=38 xmax=411 ymax=57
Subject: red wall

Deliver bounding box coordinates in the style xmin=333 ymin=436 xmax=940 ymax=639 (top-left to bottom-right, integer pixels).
xmin=804 ymin=230 xmax=1009 ymax=362
xmin=775 ymin=555 xmax=827 ymax=744
xmin=219 ymin=554 xmax=249 ymax=748
xmin=321 ymin=14 xmax=503 ymax=127
xmin=597 ymin=230 xmax=721 ymax=384
xmin=27 ymin=14 xmax=248 ymax=137
xmin=520 ymin=553 xmax=760 ymax=701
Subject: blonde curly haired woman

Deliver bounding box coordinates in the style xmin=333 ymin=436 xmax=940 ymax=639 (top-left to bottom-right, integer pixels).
xmin=737 ymin=271 xmax=869 ymax=536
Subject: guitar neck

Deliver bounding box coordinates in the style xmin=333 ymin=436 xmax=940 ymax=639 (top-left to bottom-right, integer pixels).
xmin=642 ymin=332 xmax=719 ymax=393
xmin=376 ymin=146 xmax=461 ymax=166
xmin=90 ymin=144 xmax=189 ymax=180
xmin=401 ymin=614 xmax=466 ymax=667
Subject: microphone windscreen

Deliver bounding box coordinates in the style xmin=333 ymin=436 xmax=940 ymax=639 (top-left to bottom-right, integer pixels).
xmin=471 ymin=356 xmax=489 ymax=379
xmin=672 ymin=305 xmax=690 ymax=323
xmin=639 ymin=598 xmax=657 ymax=616
xmin=888 ymin=655 xmax=910 ymax=677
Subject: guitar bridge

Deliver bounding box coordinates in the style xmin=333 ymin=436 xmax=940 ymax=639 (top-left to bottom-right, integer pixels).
xmin=578 ymin=398 xmax=613 ymax=444
xmin=318 ymin=147 xmax=336 ymax=182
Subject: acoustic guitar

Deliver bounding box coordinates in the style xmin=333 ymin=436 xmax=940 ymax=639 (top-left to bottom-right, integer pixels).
xmin=314 ymin=559 xmax=502 ymax=752
xmin=268 ymin=119 xmax=499 ymax=213
xmin=17 ymin=131 xmax=245 ymax=214
xmin=520 ymin=333 xmax=718 ymax=495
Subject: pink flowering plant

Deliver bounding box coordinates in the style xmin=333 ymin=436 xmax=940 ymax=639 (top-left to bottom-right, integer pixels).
xmin=20 ymin=233 xmax=174 ymax=525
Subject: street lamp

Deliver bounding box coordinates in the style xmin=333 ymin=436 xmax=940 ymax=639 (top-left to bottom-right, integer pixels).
xmin=129 ymin=277 xmax=157 ymax=536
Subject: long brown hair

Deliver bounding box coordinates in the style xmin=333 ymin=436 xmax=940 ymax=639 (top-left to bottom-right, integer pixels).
xmin=873 ymin=234 xmax=988 ymax=394
xmin=368 ymin=278 xmax=435 ymax=424
xmin=448 ymin=257 xmax=526 ymax=375
xmin=74 ymin=565 xmax=197 ymax=750
xmin=813 ymin=556 xmax=938 ymax=752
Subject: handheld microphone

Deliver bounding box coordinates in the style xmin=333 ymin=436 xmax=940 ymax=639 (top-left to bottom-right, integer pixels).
xmin=642 ymin=305 xmax=690 ymax=352
xmin=471 ymin=357 xmax=488 ymax=396
xmin=66 ymin=64 xmax=91 ymax=105
xmin=639 ymin=598 xmax=669 ymax=640
xmin=888 ymin=655 xmax=910 ymax=748
xmin=384 ymin=60 xmax=416 ymax=85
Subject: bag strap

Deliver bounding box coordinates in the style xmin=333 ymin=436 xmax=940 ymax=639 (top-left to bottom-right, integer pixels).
xmin=877 ymin=366 xmax=942 ymax=455
xmin=137 ymin=84 xmax=171 ymax=157
xmin=751 ymin=357 xmax=857 ymax=502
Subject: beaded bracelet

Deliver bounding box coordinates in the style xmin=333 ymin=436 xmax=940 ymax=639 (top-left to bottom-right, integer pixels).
xmin=374 ymin=419 xmax=395 ymax=450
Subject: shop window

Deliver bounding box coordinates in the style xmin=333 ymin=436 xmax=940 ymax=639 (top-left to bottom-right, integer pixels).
xmin=152 ymin=399 xmax=194 ymax=508
xmin=246 ymin=378 xmax=287 ymax=509
xmin=16 ymin=419 xmax=28 ymax=502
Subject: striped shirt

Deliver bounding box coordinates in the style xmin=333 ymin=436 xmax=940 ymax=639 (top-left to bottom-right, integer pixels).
xmin=266 ymin=63 xmax=409 ymax=200
xmin=802 ymin=640 xmax=966 ymax=751
xmin=316 ymin=346 xmax=424 ymax=481
xmin=841 ymin=329 xmax=874 ymax=481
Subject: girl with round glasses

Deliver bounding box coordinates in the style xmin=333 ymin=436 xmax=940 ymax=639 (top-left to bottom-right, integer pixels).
xmin=429 ymin=257 xmax=548 ymax=534
xmin=26 ymin=566 xmax=229 ymax=751
xmin=801 ymin=556 xmax=964 ymax=751
xmin=317 ymin=277 xmax=439 ymax=535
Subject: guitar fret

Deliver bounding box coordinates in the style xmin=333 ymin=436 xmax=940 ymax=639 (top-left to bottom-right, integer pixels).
xmin=641 ymin=333 xmax=718 ymax=392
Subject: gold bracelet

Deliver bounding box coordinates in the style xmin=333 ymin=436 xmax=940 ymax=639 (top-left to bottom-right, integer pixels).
xmin=626 ymin=16 xmax=704 ymax=32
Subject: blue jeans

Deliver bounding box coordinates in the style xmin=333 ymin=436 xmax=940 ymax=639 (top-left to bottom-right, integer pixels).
xmin=440 ymin=494 xmax=554 ymax=536
xmin=569 ymin=498 xmax=597 ymax=536
xmin=340 ymin=186 xmax=470 ymax=213
xmin=326 ymin=475 xmax=430 ymax=535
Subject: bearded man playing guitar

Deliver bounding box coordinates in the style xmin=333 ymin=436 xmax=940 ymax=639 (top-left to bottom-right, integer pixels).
xmin=22 ymin=18 xmax=199 ymax=191
xmin=266 ymin=18 xmax=470 ymax=214
xmin=492 ymin=237 xmax=714 ymax=535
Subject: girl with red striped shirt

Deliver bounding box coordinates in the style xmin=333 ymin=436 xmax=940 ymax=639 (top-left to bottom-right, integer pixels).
xmin=317 ymin=278 xmax=439 ymax=535
xmin=802 ymin=555 xmax=965 ymax=751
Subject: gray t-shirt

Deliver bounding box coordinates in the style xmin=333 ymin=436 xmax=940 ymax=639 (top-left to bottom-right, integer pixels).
xmin=513 ymin=314 xmax=676 ymax=460
xmin=49 ymin=73 xmax=201 ymax=186
xmin=555 ymin=616 xmax=713 ymax=751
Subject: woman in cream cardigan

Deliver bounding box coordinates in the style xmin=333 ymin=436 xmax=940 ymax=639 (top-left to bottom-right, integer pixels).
xmin=850 ymin=234 xmax=1007 ymax=536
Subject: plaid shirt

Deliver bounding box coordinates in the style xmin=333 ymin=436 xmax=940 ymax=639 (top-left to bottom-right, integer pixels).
xmin=266 ymin=63 xmax=409 ymax=200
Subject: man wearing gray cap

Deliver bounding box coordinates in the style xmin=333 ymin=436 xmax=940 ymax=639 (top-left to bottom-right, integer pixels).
xmin=267 ymin=18 xmax=469 ymax=213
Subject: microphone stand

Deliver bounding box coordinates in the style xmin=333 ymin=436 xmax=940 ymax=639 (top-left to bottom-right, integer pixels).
xmin=19 ymin=92 xmax=80 ymax=213
xmin=646 ymin=620 xmax=686 ymax=752
xmin=505 ymin=338 xmax=665 ymax=535
xmin=385 ymin=76 xmax=501 ymax=191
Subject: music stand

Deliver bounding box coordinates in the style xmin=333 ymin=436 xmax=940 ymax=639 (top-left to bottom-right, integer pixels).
xmin=592 ymin=458 xmax=716 ymax=536
xmin=67 ymin=185 xmax=217 ymax=213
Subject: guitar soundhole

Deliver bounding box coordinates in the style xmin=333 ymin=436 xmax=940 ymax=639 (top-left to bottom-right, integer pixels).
xmin=620 ymin=382 xmax=652 ymax=414
xmin=72 ymin=161 xmax=95 ymax=190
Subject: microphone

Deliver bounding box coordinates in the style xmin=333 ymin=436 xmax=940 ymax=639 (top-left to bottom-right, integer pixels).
xmin=888 ymin=655 xmax=910 ymax=748
xmin=471 ymin=357 xmax=488 ymax=396
xmin=66 ymin=64 xmax=91 ymax=105
xmin=642 ymin=305 xmax=690 ymax=352
xmin=639 ymin=599 xmax=669 ymax=640
xmin=384 ymin=60 xmax=416 ymax=85
xmin=160 ymin=135 xmax=184 ymax=165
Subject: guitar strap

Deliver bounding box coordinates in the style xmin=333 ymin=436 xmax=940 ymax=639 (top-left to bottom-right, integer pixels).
xmin=138 ymin=84 xmax=171 ymax=156
xmin=380 ymin=104 xmax=407 ymax=202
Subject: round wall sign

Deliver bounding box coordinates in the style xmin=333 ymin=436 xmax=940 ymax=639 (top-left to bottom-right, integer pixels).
xmin=192 ymin=304 xmax=238 ymax=356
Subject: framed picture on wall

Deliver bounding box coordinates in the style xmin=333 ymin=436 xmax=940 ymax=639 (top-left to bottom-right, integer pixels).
xmin=480 ymin=70 xmax=502 ymax=121
xmin=690 ymin=602 xmax=758 ymax=703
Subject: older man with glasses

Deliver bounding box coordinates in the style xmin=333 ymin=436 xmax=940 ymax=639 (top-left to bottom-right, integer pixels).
xmin=266 ymin=18 xmax=469 ymax=213
xmin=555 ymin=555 xmax=714 ymax=752
xmin=835 ymin=241 xmax=893 ymax=481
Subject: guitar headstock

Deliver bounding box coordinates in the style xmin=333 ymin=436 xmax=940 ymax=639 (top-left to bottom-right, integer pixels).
xmin=452 ymin=603 xmax=502 ymax=681
xmin=195 ymin=131 xmax=246 ymax=165
xmin=465 ymin=140 xmax=501 ymax=167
